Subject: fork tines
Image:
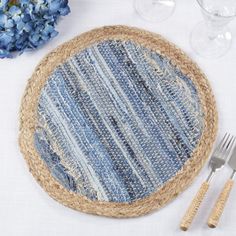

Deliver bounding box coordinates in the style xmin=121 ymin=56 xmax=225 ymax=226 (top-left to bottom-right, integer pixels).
xmin=214 ymin=133 xmax=236 ymax=159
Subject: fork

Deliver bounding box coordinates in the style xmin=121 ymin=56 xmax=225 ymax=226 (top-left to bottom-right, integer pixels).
xmin=207 ymin=145 xmax=236 ymax=228
xmin=180 ymin=133 xmax=236 ymax=231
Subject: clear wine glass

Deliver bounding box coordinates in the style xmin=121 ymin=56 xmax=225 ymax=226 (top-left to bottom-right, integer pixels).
xmin=191 ymin=0 xmax=236 ymax=58
xmin=134 ymin=0 xmax=176 ymax=22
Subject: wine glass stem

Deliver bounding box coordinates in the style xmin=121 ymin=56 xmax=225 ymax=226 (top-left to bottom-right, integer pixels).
xmin=152 ymin=0 xmax=158 ymax=5
xmin=152 ymin=0 xmax=166 ymax=5
xmin=203 ymin=12 xmax=231 ymax=40
xmin=207 ymin=27 xmax=222 ymax=40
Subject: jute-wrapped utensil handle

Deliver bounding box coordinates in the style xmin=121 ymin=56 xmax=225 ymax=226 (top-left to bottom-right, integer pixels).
xmin=207 ymin=179 xmax=234 ymax=228
xmin=180 ymin=181 xmax=209 ymax=231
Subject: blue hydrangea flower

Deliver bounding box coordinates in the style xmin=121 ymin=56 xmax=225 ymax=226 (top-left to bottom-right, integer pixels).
xmin=0 ymin=0 xmax=9 ymax=11
xmin=0 ymin=0 xmax=70 ymax=58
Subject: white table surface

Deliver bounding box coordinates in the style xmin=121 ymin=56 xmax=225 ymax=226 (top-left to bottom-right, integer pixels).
xmin=1 ymin=0 xmax=236 ymax=235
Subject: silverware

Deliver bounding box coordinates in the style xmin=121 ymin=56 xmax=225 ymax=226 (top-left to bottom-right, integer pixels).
xmin=208 ymin=145 xmax=236 ymax=228
xmin=180 ymin=133 xmax=236 ymax=231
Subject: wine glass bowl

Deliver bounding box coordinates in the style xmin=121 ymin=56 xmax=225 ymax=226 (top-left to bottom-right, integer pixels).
xmin=191 ymin=0 xmax=236 ymax=58
xmin=134 ymin=0 xmax=176 ymax=22
xmin=197 ymin=0 xmax=236 ymax=18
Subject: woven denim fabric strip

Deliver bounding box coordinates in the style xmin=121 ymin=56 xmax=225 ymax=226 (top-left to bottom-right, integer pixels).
xmin=34 ymin=39 xmax=204 ymax=203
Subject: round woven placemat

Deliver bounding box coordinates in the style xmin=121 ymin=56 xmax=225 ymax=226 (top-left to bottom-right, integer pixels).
xmin=19 ymin=25 xmax=218 ymax=218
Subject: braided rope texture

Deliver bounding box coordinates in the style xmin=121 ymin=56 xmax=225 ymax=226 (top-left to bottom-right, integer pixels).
xmin=208 ymin=179 xmax=234 ymax=228
xmin=19 ymin=25 xmax=218 ymax=217
xmin=180 ymin=181 xmax=209 ymax=231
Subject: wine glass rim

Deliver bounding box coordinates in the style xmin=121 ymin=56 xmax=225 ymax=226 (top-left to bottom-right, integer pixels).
xmin=196 ymin=0 xmax=236 ymax=18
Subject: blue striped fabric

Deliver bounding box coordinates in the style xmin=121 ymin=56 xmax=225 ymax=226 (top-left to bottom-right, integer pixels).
xmin=34 ymin=40 xmax=204 ymax=203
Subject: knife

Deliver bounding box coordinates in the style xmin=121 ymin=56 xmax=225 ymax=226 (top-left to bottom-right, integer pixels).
xmin=207 ymin=145 xmax=236 ymax=228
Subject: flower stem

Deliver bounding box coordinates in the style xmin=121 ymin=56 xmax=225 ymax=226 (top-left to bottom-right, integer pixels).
xmin=9 ymin=0 xmax=19 ymax=6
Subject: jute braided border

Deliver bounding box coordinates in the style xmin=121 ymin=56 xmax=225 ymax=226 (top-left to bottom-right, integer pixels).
xmin=19 ymin=25 xmax=218 ymax=218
